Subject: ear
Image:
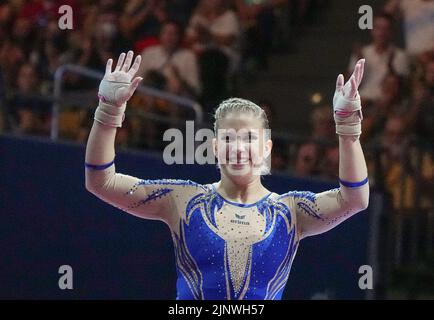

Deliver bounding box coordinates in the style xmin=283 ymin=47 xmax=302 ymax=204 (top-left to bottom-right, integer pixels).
xmin=264 ymin=139 xmax=273 ymax=158
xmin=212 ymin=137 xmax=217 ymax=157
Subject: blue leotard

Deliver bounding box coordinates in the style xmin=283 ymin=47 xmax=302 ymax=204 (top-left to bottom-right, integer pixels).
xmin=137 ymin=180 xmax=309 ymax=300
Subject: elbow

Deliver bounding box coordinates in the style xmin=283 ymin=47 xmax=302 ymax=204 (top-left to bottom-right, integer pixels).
xmin=353 ymin=190 xmax=370 ymax=212
xmin=85 ymin=178 xmax=103 ymax=195
xmin=85 ymin=180 xmax=97 ymax=194
xmin=357 ymin=195 xmax=369 ymax=211
xmin=341 ymin=187 xmax=370 ymax=212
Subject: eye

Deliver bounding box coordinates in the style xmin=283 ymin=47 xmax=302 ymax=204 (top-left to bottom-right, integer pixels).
xmin=222 ymin=135 xmax=233 ymax=142
xmin=246 ymin=132 xmax=258 ymax=142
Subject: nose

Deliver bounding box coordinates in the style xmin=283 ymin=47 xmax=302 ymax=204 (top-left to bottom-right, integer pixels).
xmin=227 ymin=138 xmax=249 ymax=163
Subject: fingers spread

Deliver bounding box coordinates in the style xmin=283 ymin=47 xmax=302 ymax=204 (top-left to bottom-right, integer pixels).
xmin=127 ymin=77 xmax=143 ymax=98
xmin=130 ymin=76 xmax=143 ymax=90
xmin=122 ymin=50 xmax=134 ymax=72
xmin=358 ymin=59 xmax=365 ymax=85
xmin=128 ymin=55 xmax=142 ymax=77
xmin=336 ymin=74 xmax=344 ymax=91
xmin=105 ymin=58 xmax=113 ymax=74
xmin=350 ymin=76 xmax=357 ymax=98
xmin=115 ymin=52 xmax=126 ymax=71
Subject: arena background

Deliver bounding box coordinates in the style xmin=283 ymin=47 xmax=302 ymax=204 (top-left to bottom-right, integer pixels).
xmin=0 ymin=0 xmax=433 ymax=299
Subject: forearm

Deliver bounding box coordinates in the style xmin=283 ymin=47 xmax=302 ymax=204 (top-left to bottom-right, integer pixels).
xmin=85 ymin=120 xmax=117 ymax=165
xmin=84 ymin=118 xmax=118 ymax=191
xmin=333 ymin=59 xmax=369 ymax=209
xmin=84 ymin=52 xmax=138 ymax=189
xmin=339 ymin=136 xmax=367 ymax=181
xmin=297 ymin=59 xmax=369 ymax=238
xmin=338 ymin=136 xmax=369 ymax=210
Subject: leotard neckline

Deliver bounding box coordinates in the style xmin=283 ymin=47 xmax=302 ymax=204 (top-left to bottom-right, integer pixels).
xmin=210 ymin=183 xmax=273 ymax=208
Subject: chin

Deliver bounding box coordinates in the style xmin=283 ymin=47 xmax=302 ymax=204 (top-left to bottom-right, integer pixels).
xmin=223 ymin=163 xmax=263 ymax=178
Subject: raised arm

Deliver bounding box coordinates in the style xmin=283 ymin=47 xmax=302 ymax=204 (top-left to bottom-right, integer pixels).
xmin=296 ymin=59 xmax=370 ymax=239
xmin=85 ymin=51 xmax=175 ymax=223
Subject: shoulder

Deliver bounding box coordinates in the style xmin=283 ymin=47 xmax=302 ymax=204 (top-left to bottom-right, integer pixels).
xmin=139 ymin=178 xmax=206 ymax=189
xmin=269 ymin=190 xmax=318 ymax=215
xmin=275 ymin=190 xmax=317 ymax=202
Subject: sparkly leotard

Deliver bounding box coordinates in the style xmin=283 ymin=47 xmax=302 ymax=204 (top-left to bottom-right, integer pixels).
xmin=86 ymin=159 xmax=358 ymax=301
xmin=122 ymin=178 xmax=311 ymax=300
xmin=174 ymin=184 xmax=300 ymax=300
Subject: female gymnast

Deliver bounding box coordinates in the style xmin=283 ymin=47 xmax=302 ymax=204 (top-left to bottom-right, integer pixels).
xmin=85 ymin=50 xmax=369 ymax=300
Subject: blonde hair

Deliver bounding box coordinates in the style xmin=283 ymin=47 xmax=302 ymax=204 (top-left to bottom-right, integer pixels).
xmin=213 ymin=97 xmax=272 ymax=175
xmin=213 ymin=98 xmax=270 ymax=136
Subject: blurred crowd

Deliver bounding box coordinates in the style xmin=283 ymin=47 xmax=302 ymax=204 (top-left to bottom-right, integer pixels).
xmin=0 ymin=0 xmax=432 ymax=210
xmin=280 ymin=2 xmax=433 ymax=211
xmin=0 ymin=0 xmax=322 ymax=139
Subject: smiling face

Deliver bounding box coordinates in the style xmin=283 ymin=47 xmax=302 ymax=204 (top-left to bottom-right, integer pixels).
xmin=213 ymin=112 xmax=272 ymax=181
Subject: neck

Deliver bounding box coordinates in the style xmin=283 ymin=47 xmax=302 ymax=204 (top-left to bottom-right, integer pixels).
xmin=216 ymin=173 xmax=269 ymax=204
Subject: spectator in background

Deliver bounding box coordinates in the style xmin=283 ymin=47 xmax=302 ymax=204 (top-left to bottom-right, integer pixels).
xmin=0 ymin=39 xmax=25 ymax=88
xmin=308 ymin=104 xmax=336 ymax=178
xmin=138 ymin=21 xmax=201 ymax=98
xmin=31 ymin=18 xmax=72 ymax=92
xmin=409 ymin=58 xmax=434 ymax=146
xmin=8 ymin=63 xmax=51 ymax=136
xmin=379 ymin=115 xmax=415 ymax=209
xmin=294 ymin=141 xmax=320 ymax=177
xmin=384 ymin=0 xmax=434 ymax=60
xmin=348 ymin=12 xmax=409 ymax=103
xmin=166 ymin=0 xmax=199 ymax=27
xmin=186 ymin=0 xmax=241 ymax=111
xmin=362 ymin=72 xmax=408 ymax=141
xmin=270 ymin=139 xmax=288 ymax=171
xmin=10 ymin=16 xmax=35 ymax=57
xmin=187 ymin=0 xmax=241 ymax=72
xmin=120 ymin=0 xmax=168 ymax=52
xmin=71 ymin=11 xmax=128 ymax=89
xmin=235 ymin=0 xmax=286 ymax=71
xmin=0 ymin=1 xmax=12 ymax=28
xmin=319 ymin=144 xmax=339 ymax=180
xmin=309 ymin=104 xmax=335 ymax=142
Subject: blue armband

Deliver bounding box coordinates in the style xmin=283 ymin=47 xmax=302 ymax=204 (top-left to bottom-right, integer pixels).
xmin=339 ymin=177 xmax=368 ymax=188
xmin=85 ymin=158 xmax=115 ymax=170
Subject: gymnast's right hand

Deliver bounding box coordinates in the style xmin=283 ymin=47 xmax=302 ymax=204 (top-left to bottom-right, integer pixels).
xmin=98 ymin=50 xmax=143 ymax=108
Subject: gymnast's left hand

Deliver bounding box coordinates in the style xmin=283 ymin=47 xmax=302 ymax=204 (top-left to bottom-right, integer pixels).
xmin=333 ymin=58 xmax=365 ymax=117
